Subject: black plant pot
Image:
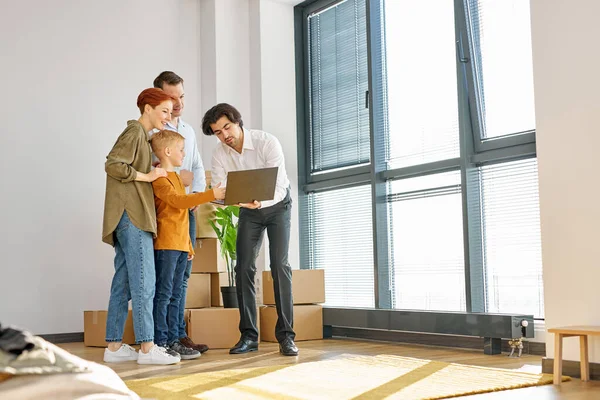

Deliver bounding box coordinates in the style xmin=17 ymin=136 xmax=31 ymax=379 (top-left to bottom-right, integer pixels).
xmin=221 ymin=286 xmax=238 ymax=308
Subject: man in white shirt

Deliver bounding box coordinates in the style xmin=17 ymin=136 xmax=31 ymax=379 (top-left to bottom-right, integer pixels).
xmin=153 ymin=71 xmax=208 ymax=355
xmin=202 ymin=103 xmax=298 ymax=356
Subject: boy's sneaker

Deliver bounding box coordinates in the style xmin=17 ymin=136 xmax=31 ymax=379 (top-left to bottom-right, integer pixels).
xmin=137 ymin=344 xmax=180 ymax=365
xmin=103 ymin=344 xmax=138 ymax=363
xmin=180 ymin=336 xmax=209 ymax=354
xmin=164 ymin=346 xmax=181 ymax=358
xmin=169 ymin=340 xmax=201 ymax=360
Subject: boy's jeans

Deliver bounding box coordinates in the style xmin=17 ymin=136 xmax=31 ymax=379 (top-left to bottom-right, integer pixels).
xmin=177 ymin=209 xmax=196 ymax=339
xmin=153 ymin=250 xmax=188 ymax=345
xmin=106 ymin=212 xmax=156 ymax=343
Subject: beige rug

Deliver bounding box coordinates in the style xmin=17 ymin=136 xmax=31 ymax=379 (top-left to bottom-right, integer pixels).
xmin=126 ymin=354 xmax=569 ymax=399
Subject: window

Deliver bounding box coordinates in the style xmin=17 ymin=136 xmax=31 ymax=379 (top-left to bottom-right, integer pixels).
xmin=466 ymin=0 xmax=536 ymax=139
xmin=389 ymin=172 xmax=466 ymax=311
xmin=301 ymin=184 xmax=375 ymax=307
xmin=307 ymin=0 xmax=370 ymax=173
xmin=479 ymin=159 xmax=543 ymax=317
xmin=384 ymin=0 xmax=460 ymax=169
xmin=297 ymin=0 xmax=541 ymax=318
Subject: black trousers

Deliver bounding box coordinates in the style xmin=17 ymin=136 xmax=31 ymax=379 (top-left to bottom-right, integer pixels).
xmin=235 ymin=190 xmax=295 ymax=343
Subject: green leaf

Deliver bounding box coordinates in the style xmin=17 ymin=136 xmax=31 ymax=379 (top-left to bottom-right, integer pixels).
xmin=206 ymin=205 xmax=238 ymax=278
xmin=215 ymin=208 xmax=228 ymax=220
xmin=208 ymin=220 xmax=221 ymax=238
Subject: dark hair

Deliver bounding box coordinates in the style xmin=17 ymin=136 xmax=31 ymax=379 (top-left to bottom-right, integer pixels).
xmin=201 ymin=103 xmax=244 ymax=136
xmin=136 ymin=88 xmax=175 ymax=115
xmin=153 ymin=71 xmax=184 ymax=89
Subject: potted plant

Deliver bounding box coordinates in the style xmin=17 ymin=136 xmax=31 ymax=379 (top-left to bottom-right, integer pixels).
xmin=208 ymin=205 xmax=239 ymax=308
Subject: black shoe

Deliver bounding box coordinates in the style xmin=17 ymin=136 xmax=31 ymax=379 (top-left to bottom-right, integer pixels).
xmin=229 ymin=337 xmax=259 ymax=354
xmin=279 ymin=337 xmax=298 ymax=356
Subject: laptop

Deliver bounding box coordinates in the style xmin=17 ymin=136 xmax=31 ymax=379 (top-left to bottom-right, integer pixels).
xmin=212 ymin=167 xmax=278 ymax=205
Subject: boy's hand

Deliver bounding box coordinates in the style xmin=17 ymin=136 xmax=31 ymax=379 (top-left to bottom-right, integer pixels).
xmin=212 ymin=183 xmax=226 ymax=200
xmin=180 ymin=169 xmax=194 ymax=187
xmin=149 ymin=167 xmax=167 ymax=181
xmin=238 ymin=200 xmax=261 ymax=209
xmin=187 ymin=253 xmax=194 ymax=261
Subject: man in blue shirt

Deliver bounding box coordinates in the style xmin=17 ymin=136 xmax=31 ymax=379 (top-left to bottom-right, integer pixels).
xmin=153 ymin=71 xmax=208 ymax=354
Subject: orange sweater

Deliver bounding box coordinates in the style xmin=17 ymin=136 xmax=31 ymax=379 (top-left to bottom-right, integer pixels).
xmin=152 ymin=172 xmax=216 ymax=254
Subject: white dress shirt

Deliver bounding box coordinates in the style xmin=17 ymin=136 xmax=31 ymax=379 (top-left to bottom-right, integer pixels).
xmin=151 ymin=118 xmax=206 ymax=193
xmin=211 ymin=128 xmax=290 ymax=209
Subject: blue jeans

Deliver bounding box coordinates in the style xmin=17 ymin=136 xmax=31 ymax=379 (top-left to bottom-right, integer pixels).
xmin=153 ymin=250 xmax=188 ymax=345
xmin=106 ymin=212 xmax=156 ymax=343
xmin=176 ymin=209 xmax=195 ymax=339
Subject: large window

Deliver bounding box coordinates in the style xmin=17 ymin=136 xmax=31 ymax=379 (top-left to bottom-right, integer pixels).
xmin=297 ymin=0 xmax=541 ymax=317
xmin=300 ymin=185 xmax=375 ymax=307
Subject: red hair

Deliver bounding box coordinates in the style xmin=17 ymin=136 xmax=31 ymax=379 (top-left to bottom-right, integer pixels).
xmin=136 ymin=88 xmax=175 ymax=115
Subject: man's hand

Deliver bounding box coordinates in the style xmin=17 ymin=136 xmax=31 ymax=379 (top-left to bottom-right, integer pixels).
xmin=180 ymin=169 xmax=194 ymax=187
xmin=238 ymin=200 xmax=261 ymax=209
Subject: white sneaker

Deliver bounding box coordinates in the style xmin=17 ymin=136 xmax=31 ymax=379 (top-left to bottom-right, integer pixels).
xmin=137 ymin=344 xmax=180 ymax=365
xmin=103 ymin=344 xmax=138 ymax=363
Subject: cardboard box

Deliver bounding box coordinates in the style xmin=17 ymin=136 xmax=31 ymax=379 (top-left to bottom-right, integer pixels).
xmin=184 ymin=273 xmax=211 ymax=308
xmin=260 ymin=305 xmax=323 ymax=342
xmin=262 ymin=269 xmax=325 ymax=305
xmin=211 ymin=272 xmax=232 ymax=307
xmin=187 ymin=308 xmax=241 ymax=349
xmin=191 ymin=238 xmax=227 ymax=273
xmin=84 ymin=310 xmax=135 ymax=347
xmin=195 ymin=203 xmax=218 ymax=239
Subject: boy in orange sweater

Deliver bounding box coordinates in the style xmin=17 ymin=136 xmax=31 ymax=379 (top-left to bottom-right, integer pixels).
xmin=149 ymin=130 xmax=225 ymax=359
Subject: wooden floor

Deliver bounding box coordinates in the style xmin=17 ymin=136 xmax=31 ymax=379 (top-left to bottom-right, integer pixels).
xmin=61 ymin=338 xmax=600 ymax=399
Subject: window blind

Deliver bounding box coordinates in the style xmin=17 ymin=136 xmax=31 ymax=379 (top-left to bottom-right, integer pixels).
xmin=301 ymin=184 xmax=375 ymax=307
xmin=308 ymin=0 xmax=370 ymax=173
xmin=383 ymin=0 xmax=460 ymax=169
xmin=478 ymin=158 xmax=544 ymax=317
xmin=388 ymin=171 xmax=466 ymax=311
xmin=466 ymin=0 xmax=536 ymax=138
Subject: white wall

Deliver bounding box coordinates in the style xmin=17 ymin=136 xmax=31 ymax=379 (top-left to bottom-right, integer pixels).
xmin=0 ymin=0 xmax=301 ymax=335
xmin=0 ymin=0 xmax=202 ymax=334
xmin=532 ymin=0 xmax=600 ymax=362
xmin=258 ymin=0 xmax=300 ymax=271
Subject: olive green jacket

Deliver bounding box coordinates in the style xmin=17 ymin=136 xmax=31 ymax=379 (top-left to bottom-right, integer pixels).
xmin=102 ymin=120 xmax=156 ymax=245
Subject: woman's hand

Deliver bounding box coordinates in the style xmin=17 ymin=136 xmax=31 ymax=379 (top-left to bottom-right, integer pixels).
xmin=148 ymin=167 xmax=168 ymax=181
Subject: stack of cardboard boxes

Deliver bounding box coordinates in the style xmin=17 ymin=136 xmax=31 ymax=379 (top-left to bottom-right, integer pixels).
xmin=185 ymin=238 xmax=243 ymax=349
xmin=185 ymin=170 xmax=243 ymax=349
xmin=260 ymin=269 xmax=325 ymax=342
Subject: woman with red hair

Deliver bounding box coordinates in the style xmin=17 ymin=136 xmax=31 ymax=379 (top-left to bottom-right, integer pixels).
xmin=101 ymin=88 xmax=180 ymax=365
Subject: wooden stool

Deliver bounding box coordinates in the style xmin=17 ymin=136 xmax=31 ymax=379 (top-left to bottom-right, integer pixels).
xmin=548 ymin=326 xmax=600 ymax=385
